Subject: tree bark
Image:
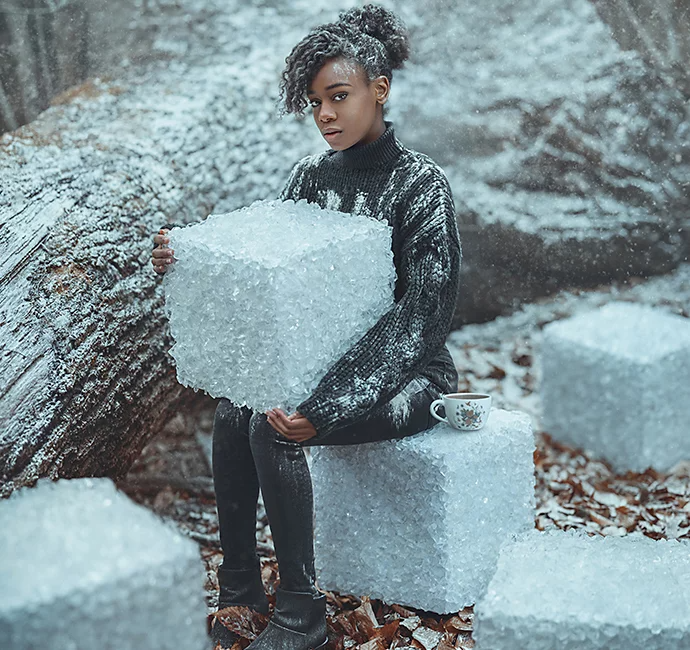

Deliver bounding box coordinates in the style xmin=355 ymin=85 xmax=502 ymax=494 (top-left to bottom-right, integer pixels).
xmin=591 ymin=0 xmax=690 ymax=98
xmin=0 ymin=1 xmax=323 ymax=497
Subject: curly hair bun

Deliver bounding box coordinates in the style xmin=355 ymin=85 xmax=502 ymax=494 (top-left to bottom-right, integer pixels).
xmin=338 ymin=4 xmax=410 ymax=70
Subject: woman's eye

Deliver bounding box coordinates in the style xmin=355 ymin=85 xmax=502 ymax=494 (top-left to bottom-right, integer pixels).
xmin=333 ymin=93 xmax=348 ymax=101
xmin=309 ymin=99 xmax=321 ymax=108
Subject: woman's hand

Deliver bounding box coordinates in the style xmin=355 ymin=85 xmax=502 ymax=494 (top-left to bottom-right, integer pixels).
xmin=151 ymin=229 xmax=175 ymax=274
xmin=266 ymin=408 xmax=318 ymax=443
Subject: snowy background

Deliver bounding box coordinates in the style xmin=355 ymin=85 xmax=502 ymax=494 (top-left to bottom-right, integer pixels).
xmin=2 ymin=0 xmax=687 ymax=323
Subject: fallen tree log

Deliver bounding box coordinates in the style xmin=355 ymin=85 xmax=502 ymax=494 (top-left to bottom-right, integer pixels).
xmin=0 ymin=2 xmax=324 ymax=497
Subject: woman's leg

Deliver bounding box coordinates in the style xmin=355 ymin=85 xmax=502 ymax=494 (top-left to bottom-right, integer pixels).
xmin=210 ymin=399 xmax=269 ymax=648
xmin=248 ymin=411 xmax=319 ymax=594
xmin=212 ymin=398 xmax=261 ymax=571
xmin=246 ymin=412 xmax=326 ymax=650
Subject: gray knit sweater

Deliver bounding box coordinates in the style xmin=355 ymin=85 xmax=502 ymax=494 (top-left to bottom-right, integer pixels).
xmin=161 ymin=121 xmax=461 ymax=439
xmin=279 ymin=121 xmax=461 ymax=439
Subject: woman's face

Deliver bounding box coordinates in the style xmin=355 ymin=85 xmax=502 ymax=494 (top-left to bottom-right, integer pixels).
xmin=307 ymin=57 xmax=390 ymax=151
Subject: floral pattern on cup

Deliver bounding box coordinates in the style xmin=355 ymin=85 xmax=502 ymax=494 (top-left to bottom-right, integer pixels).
xmin=456 ymin=401 xmax=484 ymax=429
xmin=430 ymin=393 xmax=491 ymax=431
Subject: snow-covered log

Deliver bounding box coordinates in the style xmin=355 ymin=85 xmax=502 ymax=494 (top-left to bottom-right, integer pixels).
xmin=0 ymin=2 xmax=325 ymax=497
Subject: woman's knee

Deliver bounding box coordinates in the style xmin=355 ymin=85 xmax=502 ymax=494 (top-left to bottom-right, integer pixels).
xmin=248 ymin=412 xmax=300 ymax=449
xmin=213 ymin=398 xmax=252 ymax=438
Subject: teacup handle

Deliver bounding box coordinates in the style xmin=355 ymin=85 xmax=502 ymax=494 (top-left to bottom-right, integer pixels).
xmin=429 ymin=399 xmax=448 ymax=424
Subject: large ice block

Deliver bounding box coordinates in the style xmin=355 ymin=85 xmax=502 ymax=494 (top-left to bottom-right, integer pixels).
xmin=0 ymin=478 xmax=207 ymax=650
xmin=540 ymin=301 xmax=690 ymax=472
xmin=163 ymin=199 xmax=396 ymax=412
xmin=308 ymin=409 xmax=536 ymax=613
xmin=474 ymin=529 xmax=690 ymax=650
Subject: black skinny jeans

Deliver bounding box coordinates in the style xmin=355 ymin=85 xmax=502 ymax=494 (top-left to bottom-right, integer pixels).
xmin=211 ymin=375 xmax=441 ymax=594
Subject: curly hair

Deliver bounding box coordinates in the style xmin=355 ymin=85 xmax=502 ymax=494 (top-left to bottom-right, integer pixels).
xmin=279 ymin=4 xmax=410 ymax=115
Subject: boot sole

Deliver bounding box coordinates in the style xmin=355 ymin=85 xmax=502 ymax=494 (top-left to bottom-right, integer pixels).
xmin=311 ymin=637 xmax=328 ymax=650
xmin=266 ymin=622 xmax=328 ymax=650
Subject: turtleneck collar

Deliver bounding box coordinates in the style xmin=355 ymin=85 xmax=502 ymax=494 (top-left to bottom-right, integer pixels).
xmin=330 ymin=121 xmax=404 ymax=170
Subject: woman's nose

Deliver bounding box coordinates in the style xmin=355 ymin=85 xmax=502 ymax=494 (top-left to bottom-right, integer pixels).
xmin=319 ymin=101 xmax=336 ymax=121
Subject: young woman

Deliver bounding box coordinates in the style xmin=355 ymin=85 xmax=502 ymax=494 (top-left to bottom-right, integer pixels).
xmin=151 ymin=5 xmax=461 ymax=649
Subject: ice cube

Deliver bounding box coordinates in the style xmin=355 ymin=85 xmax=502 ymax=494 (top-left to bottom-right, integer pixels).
xmin=474 ymin=528 xmax=690 ymax=649
xmin=540 ymin=301 xmax=690 ymax=472
xmin=0 ymin=478 xmax=207 ymax=649
xmin=308 ymin=408 xmax=536 ymax=613
xmin=163 ymin=199 xmax=396 ymax=412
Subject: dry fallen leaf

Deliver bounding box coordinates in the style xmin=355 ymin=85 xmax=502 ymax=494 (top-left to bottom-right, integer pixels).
xmin=436 ymin=632 xmax=458 ymax=650
xmin=210 ymin=605 xmax=269 ymax=645
xmin=333 ymin=611 xmax=358 ymax=638
xmin=486 ymin=363 xmax=507 ymax=379
xmin=399 ymin=616 xmax=421 ymax=633
xmin=412 ymin=627 xmax=444 ymax=650
xmin=374 ymin=619 xmax=401 ymax=645
xmin=391 ymin=604 xmax=418 ymax=618
xmin=358 ymin=638 xmax=387 ymax=650
xmin=351 ymin=597 xmax=381 ymax=637
xmin=444 ymin=616 xmax=473 ymax=634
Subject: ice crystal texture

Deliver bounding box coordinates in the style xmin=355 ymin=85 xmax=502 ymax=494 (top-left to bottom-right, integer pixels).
xmin=474 ymin=529 xmax=690 ymax=649
xmin=308 ymin=409 xmax=536 ymax=613
xmin=0 ymin=478 xmax=207 ymax=650
xmin=540 ymin=301 xmax=690 ymax=472
xmin=163 ymin=199 xmax=395 ymax=411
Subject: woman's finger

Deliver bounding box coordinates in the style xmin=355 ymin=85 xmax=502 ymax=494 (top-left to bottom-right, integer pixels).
xmin=267 ymin=411 xmax=312 ymax=439
xmin=277 ymin=412 xmax=310 ymax=433
xmin=266 ymin=414 xmax=289 ymax=436
xmin=267 ymin=409 xmax=292 ymax=433
xmin=269 ymin=408 xmax=290 ymax=425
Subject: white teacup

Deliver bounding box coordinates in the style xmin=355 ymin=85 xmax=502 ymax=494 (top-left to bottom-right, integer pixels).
xmin=430 ymin=393 xmax=492 ymax=431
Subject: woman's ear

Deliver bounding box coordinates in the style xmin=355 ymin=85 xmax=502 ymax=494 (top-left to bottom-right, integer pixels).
xmin=373 ymin=75 xmax=390 ymax=105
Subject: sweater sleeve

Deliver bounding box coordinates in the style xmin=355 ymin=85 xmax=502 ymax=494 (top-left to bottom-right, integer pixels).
xmin=296 ymin=169 xmax=462 ymax=438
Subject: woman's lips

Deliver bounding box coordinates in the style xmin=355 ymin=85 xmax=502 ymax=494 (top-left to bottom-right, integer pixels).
xmin=324 ymin=130 xmax=341 ymax=140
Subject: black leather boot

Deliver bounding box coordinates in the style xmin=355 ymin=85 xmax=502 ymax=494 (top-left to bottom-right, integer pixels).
xmin=217 ymin=564 xmax=270 ymax=612
xmin=210 ymin=563 xmax=270 ymax=649
xmin=244 ymin=587 xmax=328 ymax=650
